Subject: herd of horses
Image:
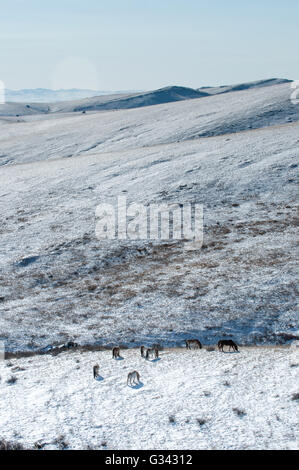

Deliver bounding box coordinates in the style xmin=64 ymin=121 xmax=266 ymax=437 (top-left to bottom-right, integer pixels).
xmin=92 ymin=339 xmax=239 ymax=386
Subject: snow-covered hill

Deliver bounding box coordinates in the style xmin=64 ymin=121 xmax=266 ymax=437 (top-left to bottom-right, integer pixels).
xmin=198 ymin=78 xmax=291 ymax=95
xmin=0 ymin=86 xmax=208 ymax=117
xmin=0 ymin=80 xmax=298 ymax=353
xmin=0 ymin=78 xmax=298 ymax=451
xmin=0 ymin=82 xmax=298 ymax=166
xmin=3 ymin=78 xmax=290 ymax=111
xmin=0 ymin=346 xmax=298 ymax=450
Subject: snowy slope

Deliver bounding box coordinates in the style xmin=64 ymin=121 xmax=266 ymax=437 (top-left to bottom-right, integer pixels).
xmin=199 ymin=78 xmax=291 ymax=95
xmin=0 ymin=346 xmax=298 ymax=450
xmin=0 ymin=82 xmax=298 ymax=166
xmin=0 ymin=121 xmax=298 ymax=352
xmin=0 ymin=80 xmax=298 ymax=353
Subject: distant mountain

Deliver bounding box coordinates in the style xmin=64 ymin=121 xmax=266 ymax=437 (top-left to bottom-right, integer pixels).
xmin=0 ymin=80 xmax=293 ymax=117
xmin=4 ymin=79 xmax=292 ymax=105
xmin=5 ymin=88 xmax=140 ymax=103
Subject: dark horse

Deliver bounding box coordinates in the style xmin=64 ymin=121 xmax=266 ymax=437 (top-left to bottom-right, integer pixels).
xmin=186 ymin=339 xmax=202 ymax=350
xmin=112 ymin=346 xmax=121 ymax=358
xmin=93 ymin=364 xmax=100 ymax=379
xmin=218 ymin=339 xmax=238 ymax=352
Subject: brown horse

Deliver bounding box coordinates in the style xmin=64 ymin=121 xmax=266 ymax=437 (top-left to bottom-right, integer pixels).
xmin=186 ymin=339 xmax=202 ymax=350
xmin=112 ymin=346 xmax=120 ymax=358
xmin=218 ymin=339 xmax=238 ymax=352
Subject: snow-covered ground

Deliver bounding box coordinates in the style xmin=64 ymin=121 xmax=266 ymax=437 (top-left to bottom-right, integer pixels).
xmin=0 ymin=346 xmax=298 ymax=450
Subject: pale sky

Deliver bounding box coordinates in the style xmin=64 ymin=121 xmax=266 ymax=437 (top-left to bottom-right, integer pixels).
xmin=1 ymin=0 xmax=298 ymax=90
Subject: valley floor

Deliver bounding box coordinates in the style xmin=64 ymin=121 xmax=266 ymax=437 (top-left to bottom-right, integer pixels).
xmin=0 ymin=346 xmax=298 ymax=450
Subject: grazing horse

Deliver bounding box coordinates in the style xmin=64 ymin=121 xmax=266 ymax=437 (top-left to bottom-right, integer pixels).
xmin=140 ymin=345 xmax=145 ymax=357
xmin=186 ymin=339 xmax=202 ymax=350
xmin=146 ymin=347 xmax=159 ymax=360
xmin=93 ymin=364 xmax=100 ymax=379
xmin=112 ymin=346 xmax=120 ymax=359
xmin=218 ymin=339 xmax=238 ymax=352
xmin=127 ymin=370 xmax=140 ymax=386
xmin=65 ymin=341 xmax=78 ymax=349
